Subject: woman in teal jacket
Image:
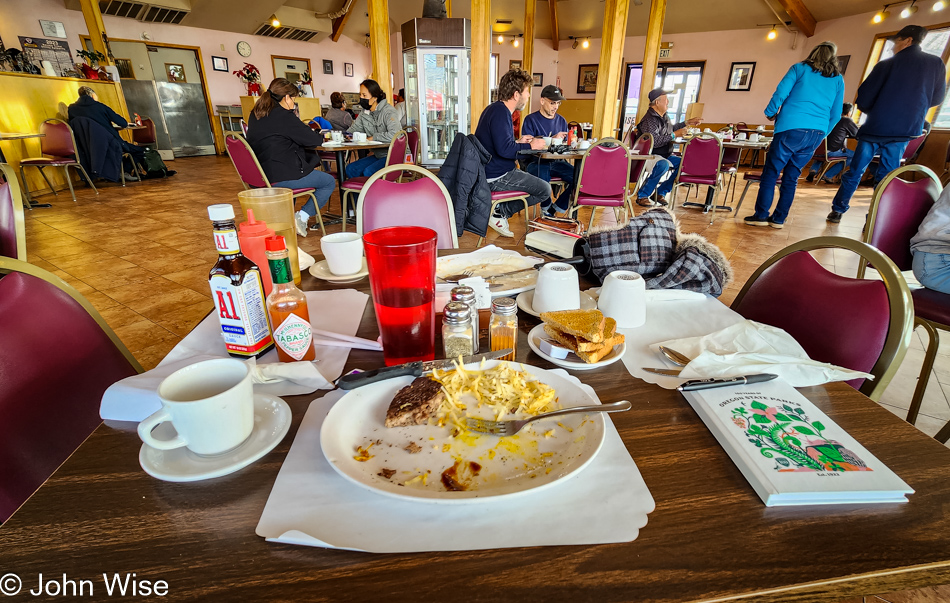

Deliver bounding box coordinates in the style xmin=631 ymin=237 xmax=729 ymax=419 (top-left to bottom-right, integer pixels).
xmin=745 ymin=42 xmax=844 ymax=228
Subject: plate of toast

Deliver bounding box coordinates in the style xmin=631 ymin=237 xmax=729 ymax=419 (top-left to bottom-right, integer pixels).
xmin=320 ymin=360 xmax=605 ymax=503
xmin=528 ymin=309 xmax=626 ymax=370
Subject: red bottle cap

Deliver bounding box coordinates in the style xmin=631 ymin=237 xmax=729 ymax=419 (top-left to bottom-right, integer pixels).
xmin=238 ymin=209 xmax=273 ymax=236
xmin=265 ymin=235 xmax=286 ymax=252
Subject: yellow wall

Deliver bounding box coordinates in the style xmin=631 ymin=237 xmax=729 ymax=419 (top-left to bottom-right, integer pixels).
xmin=0 ymin=72 xmax=129 ymax=194
xmin=559 ymin=100 xmax=595 ymax=124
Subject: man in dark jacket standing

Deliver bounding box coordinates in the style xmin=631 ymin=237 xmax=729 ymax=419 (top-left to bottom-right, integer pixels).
xmin=68 ymin=86 xmax=146 ymax=181
xmin=828 ymin=25 xmax=946 ymax=223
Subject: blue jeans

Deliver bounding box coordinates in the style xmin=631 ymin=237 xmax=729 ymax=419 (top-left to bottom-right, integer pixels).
xmin=831 ymin=139 xmax=908 ymax=214
xmin=273 ymin=169 xmax=336 ymax=217
xmin=346 ymin=155 xmax=386 ymax=178
xmin=638 ymin=155 xmax=681 ymax=198
xmin=913 ymin=251 xmax=950 ymax=295
xmin=524 ymin=158 xmax=575 ymax=211
xmin=751 ymin=128 xmax=825 ymax=224
xmin=809 ymin=148 xmax=853 ymax=180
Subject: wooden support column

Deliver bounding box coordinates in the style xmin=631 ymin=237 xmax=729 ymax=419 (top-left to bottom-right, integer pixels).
xmin=471 ymin=0 xmax=491 ymax=131
xmin=368 ymin=0 xmax=393 ymax=101
xmin=592 ymin=0 xmax=630 ymax=139
xmin=522 ymin=0 xmax=535 ymax=76
xmin=636 ymin=0 xmax=666 ymax=123
xmin=78 ymin=0 xmax=112 ymax=65
xmin=549 ymin=0 xmax=559 ymax=52
xmin=775 ymin=0 xmax=816 ymax=38
xmin=446 ymin=0 xmax=453 ymax=18
xmin=331 ymin=0 xmax=357 ymax=42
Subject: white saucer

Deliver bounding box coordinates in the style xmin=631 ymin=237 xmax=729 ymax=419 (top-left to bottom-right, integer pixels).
xmin=526 ymin=324 xmax=626 ymax=371
xmin=516 ymin=290 xmax=597 ymax=318
xmin=139 ymin=394 xmax=291 ymax=483
xmin=309 ymin=258 xmax=368 ymax=283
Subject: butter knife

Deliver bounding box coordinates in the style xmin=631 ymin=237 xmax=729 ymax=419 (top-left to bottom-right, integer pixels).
xmin=338 ymin=349 xmax=514 ymax=390
xmin=643 ymin=367 xmax=683 ymax=376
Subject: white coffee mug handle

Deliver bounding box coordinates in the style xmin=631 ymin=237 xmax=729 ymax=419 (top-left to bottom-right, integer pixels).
xmin=137 ymin=408 xmax=187 ymax=450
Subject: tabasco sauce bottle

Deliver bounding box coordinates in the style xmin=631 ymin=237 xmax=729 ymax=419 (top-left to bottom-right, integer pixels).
xmin=265 ymin=235 xmax=315 ymax=362
xmin=207 ymin=204 xmax=274 ymax=358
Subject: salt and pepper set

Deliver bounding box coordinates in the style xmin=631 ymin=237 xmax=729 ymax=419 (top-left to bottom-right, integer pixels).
xmin=442 ymin=285 xmax=517 ymax=360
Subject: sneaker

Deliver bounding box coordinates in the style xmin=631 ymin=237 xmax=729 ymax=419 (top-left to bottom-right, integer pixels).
xmin=744 ymin=215 xmax=770 ymax=227
xmin=655 ymin=196 xmax=668 ymax=207
xmin=488 ymin=215 xmax=514 ymax=237
xmin=294 ymin=210 xmax=309 ymax=238
xmin=768 ymin=219 xmax=784 ymax=229
xmin=826 ymin=211 xmax=843 ymax=224
xmin=636 ymin=197 xmax=655 ymax=207
xmin=123 ymin=172 xmax=139 ymax=182
xmin=805 ymin=173 xmax=815 ymax=183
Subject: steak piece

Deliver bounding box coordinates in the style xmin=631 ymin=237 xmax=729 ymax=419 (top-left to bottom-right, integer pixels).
xmin=384 ymin=377 xmax=444 ymax=428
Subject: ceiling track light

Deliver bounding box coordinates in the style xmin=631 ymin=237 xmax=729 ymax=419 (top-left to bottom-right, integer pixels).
xmin=269 ymin=14 xmax=280 ymax=27
xmin=872 ymin=5 xmax=891 ymax=23
xmin=767 ymin=25 xmax=777 ymax=40
xmin=497 ymin=34 xmax=504 ymax=43
xmin=901 ymin=0 xmax=919 ymax=16
xmin=936 ymin=0 xmax=946 ymax=9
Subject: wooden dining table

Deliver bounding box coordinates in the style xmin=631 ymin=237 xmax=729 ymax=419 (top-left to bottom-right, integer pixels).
xmin=3 ymin=253 xmax=950 ymax=602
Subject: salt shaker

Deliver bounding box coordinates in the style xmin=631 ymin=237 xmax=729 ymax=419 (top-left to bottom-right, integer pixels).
xmin=442 ymin=302 xmax=474 ymax=360
xmin=450 ymin=286 xmax=478 ymax=353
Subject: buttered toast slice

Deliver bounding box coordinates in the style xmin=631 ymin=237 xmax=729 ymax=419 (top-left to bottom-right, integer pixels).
xmin=539 ymin=309 xmax=607 ymax=343
xmin=545 ymin=318 xmax=619 ymax=352
xmin=544 ymin=324 xmax=625 ymax=360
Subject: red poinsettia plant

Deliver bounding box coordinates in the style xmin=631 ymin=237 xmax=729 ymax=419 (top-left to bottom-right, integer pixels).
xmin=232 ymin=62 xmax=260 ymax=84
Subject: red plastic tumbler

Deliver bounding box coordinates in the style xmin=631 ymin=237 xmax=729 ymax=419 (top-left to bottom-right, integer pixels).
xmin=363 ymin=226 xmax=437 ymax=366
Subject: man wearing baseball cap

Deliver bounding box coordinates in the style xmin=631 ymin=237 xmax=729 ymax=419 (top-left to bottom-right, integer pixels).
xmin=634 ymin=88 xmax=702 ymax=206
xmin=827 ymin=24 xmax=946 ymax=223
xmin=521 ymin=85 xmax=575 ymax=216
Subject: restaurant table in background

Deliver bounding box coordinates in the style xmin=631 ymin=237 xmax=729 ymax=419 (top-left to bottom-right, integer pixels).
xmin=3 ymin=248 xmax=950 ymax=602
xmin=533 ymin=150 xmax=655 ymax=185
xmin=0 ymin=132 xmax=50 ymax=208
xmin=314 ymin=141 xmax=389 ymax=226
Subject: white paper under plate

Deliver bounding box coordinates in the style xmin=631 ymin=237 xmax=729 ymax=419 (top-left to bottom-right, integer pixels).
xmin=527 ymin=324 xmax=625 ymax=370
xmin=436 ymin=247 xmax=543 ymax=297
xmin=320 ymin=361 xmax=605 ymax=502
xmin=516 ymin=289 xmax=597 ymax=318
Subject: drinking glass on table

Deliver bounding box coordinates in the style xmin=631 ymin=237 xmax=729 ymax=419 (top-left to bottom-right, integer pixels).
xmin=363 ymin=226 xmax=438 ymax=366
xmin=238 ymin=188 xmax=300 ymax=284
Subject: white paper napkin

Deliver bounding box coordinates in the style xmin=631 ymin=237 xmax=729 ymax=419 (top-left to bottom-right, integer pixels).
xmin=99 ymin=289 xmax=370 ymax=422
xmin=255 ymin=373 xmax=655 ymax=553
xmin=656 ymin=320 xmax=874 ymax=387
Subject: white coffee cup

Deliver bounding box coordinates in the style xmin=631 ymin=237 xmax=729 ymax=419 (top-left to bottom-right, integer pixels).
xmin=542 ymin=136 xmax=553 ymax=147
xmin=749 ymin=133 xmax=760 ymax=142
xmin=736 ymin=132 xmax=747 ymax=140
xmin=331 ymin=130 xmax=343 ymax=143
xmin=138 ymin=359 xmax=254 ymax=456
xmin=532 ymin=263 xmax=580 ymax=314
xmin=578 ymin=140 xmax=591 ymax=150
xmin=598 ymin=270 xmax=646 ymax=328
xmin=704 ymin=128 xmax=713 ymax=133
xmin=756 ymin=125 xmax=765 ymax=132
xmin=321 ymin=232 xmax=364 ymax=275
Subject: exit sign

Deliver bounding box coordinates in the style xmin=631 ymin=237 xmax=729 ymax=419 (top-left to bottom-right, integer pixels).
xmin=659 ymin=48 xmax=672 ymax=58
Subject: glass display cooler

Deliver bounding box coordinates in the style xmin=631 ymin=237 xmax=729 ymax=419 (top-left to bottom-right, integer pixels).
xmin=401 ymin=18 xmax=471 ymax=166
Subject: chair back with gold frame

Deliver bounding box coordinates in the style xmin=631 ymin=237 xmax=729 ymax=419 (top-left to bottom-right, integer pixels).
xmin=731 ymin=236 xmax=913 ymax=402
xmin=0 ymin=257 xmax=142 ymax=522
xmin=0 ymin=163 xmax=27 ymax=261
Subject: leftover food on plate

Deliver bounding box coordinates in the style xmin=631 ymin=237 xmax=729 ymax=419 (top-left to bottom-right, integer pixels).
xmin=540 ymin=309 xmax=625 ymax=363
xmin=384 ymin=377 xmax=444 ymax=427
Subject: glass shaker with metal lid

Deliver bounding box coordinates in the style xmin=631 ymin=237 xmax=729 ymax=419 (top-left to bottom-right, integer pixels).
xmin=442 ymin=301 xmax=475 ymax=359
xmin=450 ymin=286 xmax=478 ymax=353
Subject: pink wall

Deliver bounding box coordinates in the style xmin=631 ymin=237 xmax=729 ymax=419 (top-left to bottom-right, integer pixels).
xmin=0 ymin=0 xmax=373 ymax=107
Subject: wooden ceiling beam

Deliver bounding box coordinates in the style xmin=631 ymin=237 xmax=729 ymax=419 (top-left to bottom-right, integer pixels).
xmin=774 ymin=0 xmax=816 ymax=38
xmin=331 ymin=0 xmax=357 ymax=42
xmin=549 ymin=0 xmax=559 ymax=51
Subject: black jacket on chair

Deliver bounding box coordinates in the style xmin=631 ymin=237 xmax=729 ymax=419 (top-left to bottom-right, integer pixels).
xmin=67 ymin=95 xmax=127 ymax=142
xmin=70 ymin=116 xmax=123 ymax=183
xmin=246 ymin=105 xmax=324 ymax=184
xmin=439 ymin=133 xmax=492 ymax=237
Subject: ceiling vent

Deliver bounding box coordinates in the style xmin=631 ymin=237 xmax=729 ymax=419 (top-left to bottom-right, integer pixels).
xmin=98 ymin=0 xmax=146 ymax=19
xmin=140 ymin=5 xmax=189 ymax=23
xmin=495 ymin=19 xmax=513 ymax=25
xmin=253 ymin=23 xmax=319 ymax=42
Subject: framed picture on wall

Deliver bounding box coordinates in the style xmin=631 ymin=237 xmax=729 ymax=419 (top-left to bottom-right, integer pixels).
xmin=509 ymin=60 xmax=522 ymax=72
xmin=115 ymin=58 xmax=134 ymax=79
xmin=577 ymin=64 xmax=598 ymax=93
xmin=165 ymin=63 xmax=186 ymax=83
xmin=727 ymin=62 xmax=756 ymax=91
xmin=323 ymin=59 xmax=333 ymax=75
xmin=532 ymin=73 xmax=543 ymax=86
xmin=344 ymin=62 xmax=354 ymax=77
xmin=212 ymin=56 xmax=228 ymax=72
xmin=837 ymin=55 xmax=851 ymax=75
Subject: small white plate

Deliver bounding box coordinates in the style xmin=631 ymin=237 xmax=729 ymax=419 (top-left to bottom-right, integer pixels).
xmin=309 ymin=258 xmax=368 ymax=283
xmin=139 ymin=394 xmax=291 ymax=483
xmin=526 ymin=324 xmax=626 ymax=371
xmin=516 ymin=289 xmax=597 ymax=318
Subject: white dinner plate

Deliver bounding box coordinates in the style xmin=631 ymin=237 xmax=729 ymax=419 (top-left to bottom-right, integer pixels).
xmin=320 ymin=360 xmax=605 ymax=503
xmin=516 ymin=289 xmax=597 ymax=318
xmin=436 ymin=251 xmax=542 ymax=297
xmin=526 ymin=324 xmax=626 ymax=371
xmin=139 ymin=394 xmax=291 ymax=483
xmin=308 ymin=258 xmax=368 ymax=283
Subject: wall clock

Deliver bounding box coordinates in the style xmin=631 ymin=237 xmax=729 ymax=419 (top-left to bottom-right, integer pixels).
xmin=237 ymin=41 xmax=251 ymax=57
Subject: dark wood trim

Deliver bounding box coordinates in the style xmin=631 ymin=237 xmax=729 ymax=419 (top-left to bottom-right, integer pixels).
xmin=331 ymin=0 xmax=357 ymax=43
xmin=775 ymin=0 xmax=817 ymax=37
xmin=269 ymin=54 xmax=313 ymax=83
xmin=548 ymin=0 xmax=559 ymax=52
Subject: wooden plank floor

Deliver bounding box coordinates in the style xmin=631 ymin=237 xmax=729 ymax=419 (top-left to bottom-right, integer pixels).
xmin=17 ymin=155 xmax=950 ymax=602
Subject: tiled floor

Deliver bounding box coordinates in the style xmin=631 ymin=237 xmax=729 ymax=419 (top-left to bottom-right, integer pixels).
xmin=15 ymin=155 xmax=950 ymax=601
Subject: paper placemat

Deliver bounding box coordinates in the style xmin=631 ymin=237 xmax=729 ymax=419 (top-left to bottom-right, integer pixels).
xmin=256 ymin=373 xmax=655 ymax=553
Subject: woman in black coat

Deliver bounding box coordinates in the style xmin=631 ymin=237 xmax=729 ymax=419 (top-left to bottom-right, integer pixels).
xmin=246 ymin=78 xmax=336 ymax=237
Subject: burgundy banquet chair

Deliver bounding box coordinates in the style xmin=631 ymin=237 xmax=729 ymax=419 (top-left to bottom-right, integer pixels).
xmin=568 ymin=138 xmax=633 ymax=229
xmin=670 ymin=133 xmax=724 ymax=224
xmin=0 ymin=163 xmax=27 ymax=261
xmin=627 ymin=133 xmax=654 ymax=203
xmin=18 ymin=118 xmax=98 ymax=206
xmin=731 ymin=236 xmax=913 ymax=402
xmin=355 ymin=164 xmax=459 ymax=249
xmin=225 ymin=134 xmax=325 ymax=235
xmin=0 ymin=257 xmax=142 ymax=522
xmin=340 ymin=130 xmax=409 ymax=231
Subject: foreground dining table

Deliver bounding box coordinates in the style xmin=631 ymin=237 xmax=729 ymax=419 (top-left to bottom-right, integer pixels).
xmin=3 ymin=251 xmax=950 ymax=602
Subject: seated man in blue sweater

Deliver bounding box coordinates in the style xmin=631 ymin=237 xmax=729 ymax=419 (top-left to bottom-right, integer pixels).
xmin=474 ymin=70 xmax=550 ymax=237
xmin=521 ymin=85 xmax=573 ymax=216
xmin=828 ymin=24 xmax=947 ymax=223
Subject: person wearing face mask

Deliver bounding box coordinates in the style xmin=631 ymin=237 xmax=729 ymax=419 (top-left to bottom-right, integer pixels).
xmin=474 ymin=69 xmax=550 ymax=237
xmin=245 ymin=78 xmax=336 ymax=238
xmin=346 ymin=79 xmax=402 ymax=177
xmin=521 ymin=85 xmax=573 ymax=217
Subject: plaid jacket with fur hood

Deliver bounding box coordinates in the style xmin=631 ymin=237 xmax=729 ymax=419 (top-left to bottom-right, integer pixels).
xmin=584 ymin=208 xmax=732 ymax=296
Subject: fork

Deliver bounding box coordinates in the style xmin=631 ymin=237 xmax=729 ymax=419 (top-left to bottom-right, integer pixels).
xmin=465 ymin=400 xmax=632 ymax=436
